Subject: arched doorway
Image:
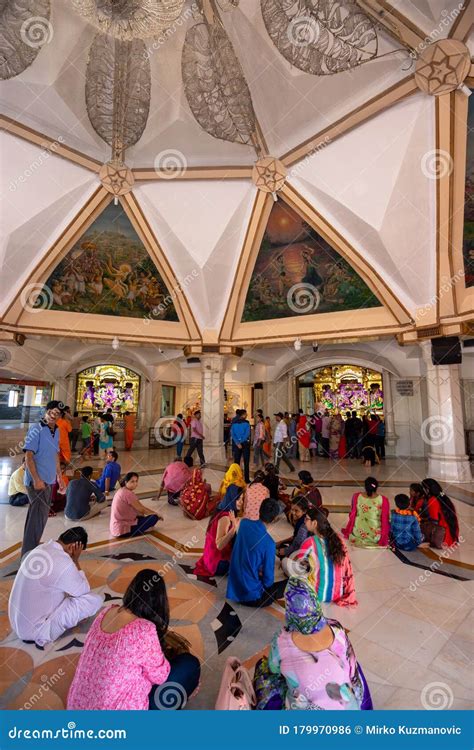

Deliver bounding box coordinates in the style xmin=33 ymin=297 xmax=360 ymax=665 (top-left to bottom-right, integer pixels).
xmin=298 ymin=365 xmax=384 ymax=416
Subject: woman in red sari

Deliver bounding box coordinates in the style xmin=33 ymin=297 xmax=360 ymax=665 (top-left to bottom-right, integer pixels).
xmin=417 ymin=478 xmax=459 ymax=547
xmin=297 ymin=410 xmax=311 ymax=462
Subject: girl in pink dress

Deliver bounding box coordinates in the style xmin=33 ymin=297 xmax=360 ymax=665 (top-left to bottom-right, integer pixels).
xmin=67 ymin=570 xmax=200 ymax=710
xmin=243 ymin=471 xmax=270 ymax=521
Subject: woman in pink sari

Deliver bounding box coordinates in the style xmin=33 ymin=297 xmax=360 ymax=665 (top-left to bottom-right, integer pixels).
xmin=342 ymin=477 xmax=390 ymax=548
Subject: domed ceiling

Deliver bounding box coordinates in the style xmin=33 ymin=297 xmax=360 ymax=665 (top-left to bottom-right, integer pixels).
xmin=0 ymin=0 xmax=473 ymax=349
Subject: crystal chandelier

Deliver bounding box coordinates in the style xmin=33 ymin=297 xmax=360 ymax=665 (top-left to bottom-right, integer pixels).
xmin=70 ymin=0 xmax=185 ymax=41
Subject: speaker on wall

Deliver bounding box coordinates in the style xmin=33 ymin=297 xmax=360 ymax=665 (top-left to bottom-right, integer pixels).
xmin=431 ymin=337 xmax=462 ymax=365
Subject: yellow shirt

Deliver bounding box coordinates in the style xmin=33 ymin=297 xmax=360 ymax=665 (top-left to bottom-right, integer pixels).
xmin=9 ymin=466 xmax=26 ymax=496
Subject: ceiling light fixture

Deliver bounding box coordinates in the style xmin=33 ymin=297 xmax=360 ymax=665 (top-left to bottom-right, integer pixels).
xmin=112 ymin=336 xmax=120 ymax=350
xmin=294 ymin=338 xmax=302 ymax=352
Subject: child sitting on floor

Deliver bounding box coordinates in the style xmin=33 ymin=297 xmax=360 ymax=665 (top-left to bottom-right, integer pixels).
xmin=390 ymin=493 xmax=423 ymax=552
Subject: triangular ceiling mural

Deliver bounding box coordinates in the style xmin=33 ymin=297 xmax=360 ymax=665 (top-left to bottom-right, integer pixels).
xmin=464 ymin=87 xmax=474 ymax=288
xmin=241 ymin=200 xmax=381 ymax=323
xmin=41 ymin=202 xmax=179 ymax=321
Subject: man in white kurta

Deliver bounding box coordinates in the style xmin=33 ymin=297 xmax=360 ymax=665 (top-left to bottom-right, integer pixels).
xmin=9 ymin=528 xmax=103 ymax=647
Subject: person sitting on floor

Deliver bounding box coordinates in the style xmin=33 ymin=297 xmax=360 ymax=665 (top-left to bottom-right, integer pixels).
xmin=390 ymin=493 xmax=423 ymax=552
xmin=180 ymin=467 xmax=214 ymax=521
xmin=276 ymin=497 xmax=310 ymax=564
xmin=67 ymin=569 xmax=201 ymax=710
xmin=342 ymin=477 xmax=390 ymax=548
xmin=419 ymin=478 xmax=460 ymax=548
xmin=95 ymin=450 xmax=121 ymax=501
xmin=295 ymin=507 xmax=357 ymax=606
xmin=267 ymin=577 xmax=372 ymax=710
xmin=193 ymin=481 xmax=245 ymax=578
xmin=8 ymin=458 xmax=29 ymax=506
xmin=291 ymin=470 xmax=322 ymax=509
xmin=49 ymin=461 xmax=69 ymax=516
xmin=65 ymin=466 xmax=106 ymax=521
xmin=157 ymin=456 xmax=193 ymax=506
xmin=219 ymin=463 xmax=246 ymax=504
xmin=8 ymin=527 xmax=103 ymax=647
xmin=226 ymin=498 xmax=284 ymax=607
xmin=110 ymin=472 xmax=161 ymax=538
xmin=409 ymin=482 xmax=424 ymax=512
xmin=243 ymin=470 xmax=270 ymax=521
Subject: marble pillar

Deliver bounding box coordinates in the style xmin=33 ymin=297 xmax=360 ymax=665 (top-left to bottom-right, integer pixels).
xmin=201 ymin=354 xmax=226 ymax=464
xmin=382 ymin=369 xmax=398 ymax=455
xmin=421 ymin=343 xmax=472 ymax=483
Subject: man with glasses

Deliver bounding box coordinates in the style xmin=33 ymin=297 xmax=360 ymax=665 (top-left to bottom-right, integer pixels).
xmin=21 ymin=400 xmax=66 ymax=557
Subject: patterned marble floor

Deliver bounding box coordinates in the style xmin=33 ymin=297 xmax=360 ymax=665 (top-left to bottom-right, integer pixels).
xmin=0 ymin=453 xmax=473 ymax=711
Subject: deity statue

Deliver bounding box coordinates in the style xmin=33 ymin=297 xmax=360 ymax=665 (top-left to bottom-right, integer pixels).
xmin=122 ymin=382 xmax=135 ymax=411
xmin=321 ymin=384 xmax=335 ymax=410
xmin=369 ymin=383 xmax=384 ymax=410
xmin=98 ymin=381 xmax=118 ymax=410
xmin=82 ymin=381 xmax=96 ymax=410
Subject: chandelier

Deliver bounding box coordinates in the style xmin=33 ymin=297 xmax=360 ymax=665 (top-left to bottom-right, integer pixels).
xmin=182 ymin=6 xmax=259 ymax=149
xmin=0 ymin=0 xmax=51 ymax=79
xmin=86 ymin=33 xmax=151 ymax=161
xmin=70 ymin=0 xmax=185 ymax=40
xmin=261 ymin=0 xmax=377 ymax=75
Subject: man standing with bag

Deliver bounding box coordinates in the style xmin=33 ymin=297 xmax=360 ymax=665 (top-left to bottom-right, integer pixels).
xmin=21 ymin=400 xmax=65 ymax=558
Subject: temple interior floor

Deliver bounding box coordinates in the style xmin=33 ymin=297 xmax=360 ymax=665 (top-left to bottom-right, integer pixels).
xmin=0 ymin=449 xmax=473 ymax=711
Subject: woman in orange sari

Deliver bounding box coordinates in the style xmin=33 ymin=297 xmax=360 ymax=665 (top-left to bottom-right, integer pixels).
xmin=263 ymin=416 xmax=272 ymax=458
xmin=57 ymin=410 xmax=72 ymax=464
xmin=123 ymin=411 xmax=136 ymax=451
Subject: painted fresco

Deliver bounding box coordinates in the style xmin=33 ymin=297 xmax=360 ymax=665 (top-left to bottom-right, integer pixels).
xmin=241 ymin=201 xmax=381 ymax=322
xmin=463 ymin=90 xmax=474 ymax=287
xmin=43 ymin=202 xmax=179 ymax=320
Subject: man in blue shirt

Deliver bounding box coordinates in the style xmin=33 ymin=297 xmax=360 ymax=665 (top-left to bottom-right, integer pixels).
xmin=227 ymin=498 xmax=285 ymax=607
xmin=230 ymin=409 xmax=251 ymax=483
xmin=21 ymin=400 xmax=64 ymax=558
xmin=95 ymin=450 xmax=121 ymax=500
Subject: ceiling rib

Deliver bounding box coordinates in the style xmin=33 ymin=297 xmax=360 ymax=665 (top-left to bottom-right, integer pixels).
xmin=0 ymin=115 xmax=102 ymax=173
xmin=355 ymin=0 xmax=426 ymax=49
xmin=449 ymin=0 xmax=473 ymax=40
xmin=281 ymin=76 xmax=417 ymax=168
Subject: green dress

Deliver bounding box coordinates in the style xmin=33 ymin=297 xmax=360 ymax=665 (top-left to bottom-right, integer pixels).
xmin=350 ymin=493 xmax=384 ymax=548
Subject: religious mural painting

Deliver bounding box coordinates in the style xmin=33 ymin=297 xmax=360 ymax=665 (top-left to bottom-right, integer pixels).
xmin=76 ymin=365 xmax=140 ymax=415
xmin=463 ymin=89 xmax=474 ymax=287
xmin=241 ymin=201 xmax=381 ymax=322
xmin=42 ymin=202 xmax=179 ymax=319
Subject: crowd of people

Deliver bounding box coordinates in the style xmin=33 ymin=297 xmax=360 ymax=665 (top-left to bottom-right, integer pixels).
xmin=6 ymin=400 xmax=462 ymax=711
